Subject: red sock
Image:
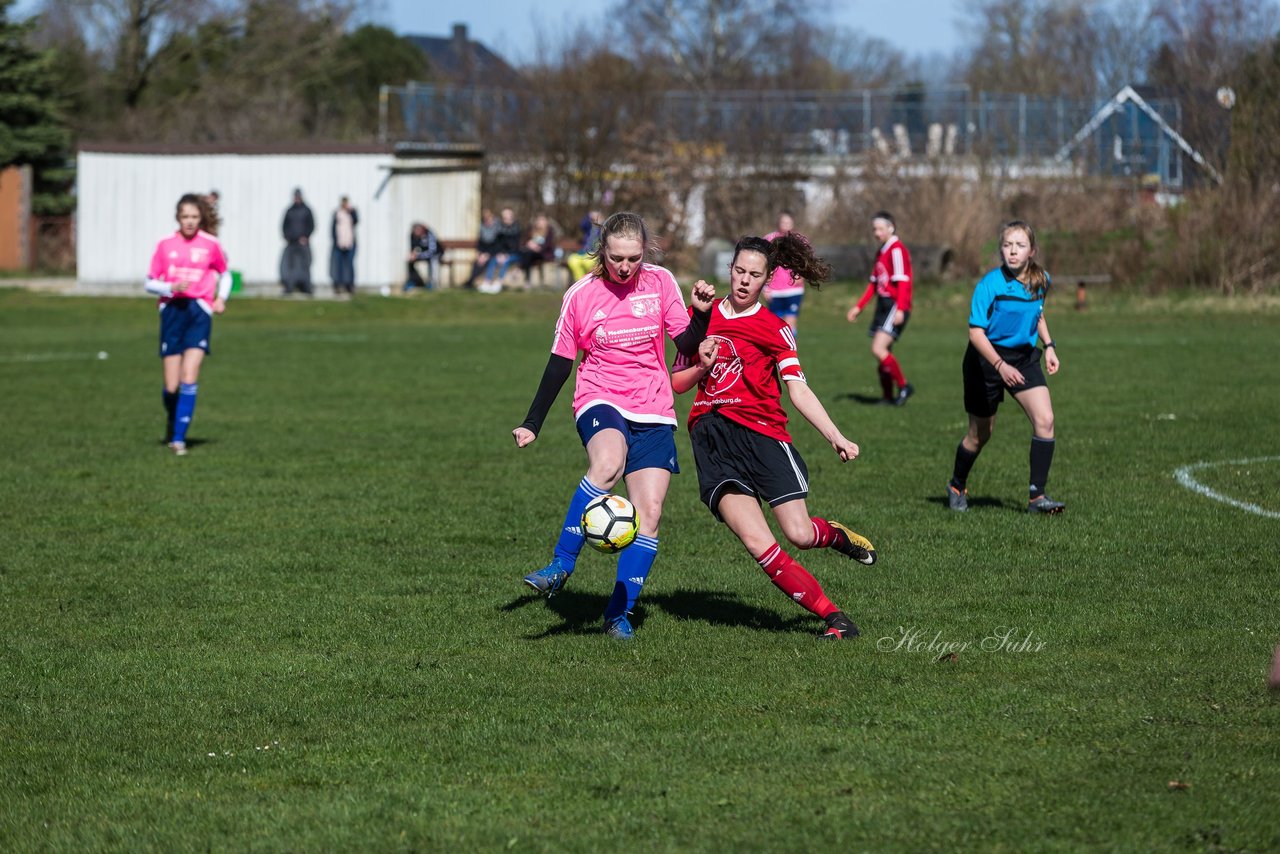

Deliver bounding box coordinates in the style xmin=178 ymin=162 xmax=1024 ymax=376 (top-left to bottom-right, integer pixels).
xmin=808 ymin=517 xmax=839 ymax=549
xmin=878 ymin=365 xmax=894 ymax=399
xmin=880 ymin=353 xmax=906 ymax=388
xmin=757 ymin=544 xmax=837 ymax=618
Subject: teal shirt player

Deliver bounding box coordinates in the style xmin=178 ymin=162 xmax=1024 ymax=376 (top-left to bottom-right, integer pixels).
xmin=968 ymin=266 xmax=1050 ymax=349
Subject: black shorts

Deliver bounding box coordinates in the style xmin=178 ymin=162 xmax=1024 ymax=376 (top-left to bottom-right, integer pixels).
xmin=689 ymin=412 xmax=809 ymax=521
xmin=868 ymin=295 xmax=909 ymax=340
xmin=963 ymin=342 xmax=1046 ymax=417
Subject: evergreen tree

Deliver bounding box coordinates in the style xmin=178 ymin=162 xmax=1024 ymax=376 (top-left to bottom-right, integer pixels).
xmin=0 ymin=0 xmax=72 ymax=214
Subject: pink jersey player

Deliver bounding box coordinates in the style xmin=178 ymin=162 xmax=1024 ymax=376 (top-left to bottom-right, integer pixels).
xmin=513 ymin=212 xmax=716 ymax=640
xmin=552 ymin=263 xmax=692 ymax=425
xmin=149 ymin=230 xmax=228 ymax=305
xmin=148 ymin=193 xmax=232 ymax=457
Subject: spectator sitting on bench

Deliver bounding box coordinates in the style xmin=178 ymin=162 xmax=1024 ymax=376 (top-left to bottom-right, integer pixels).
xmin=466 ymin=208 xmax=498 ymax=289
xmin=518 ymin=214 xmax=558 ymax=285
xmin=405 ymin=222 xmax=443 ymax=292
xmin=478 ymin=207 xmax=522 ymax=294
xmin=565 ymin=209 xmax=602 ymax=283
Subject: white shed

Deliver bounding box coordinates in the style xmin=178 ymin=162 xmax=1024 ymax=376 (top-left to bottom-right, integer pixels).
xmin=76 ymin=143 xmax=483 ymax=291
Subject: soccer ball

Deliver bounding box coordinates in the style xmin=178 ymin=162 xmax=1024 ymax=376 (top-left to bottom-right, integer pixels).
xmin=581 ymin=494 xmax=639 ymax=554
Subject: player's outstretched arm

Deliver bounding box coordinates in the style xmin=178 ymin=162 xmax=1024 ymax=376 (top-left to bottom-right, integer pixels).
xmin=672 ymin=338 xmax=719 ymax=394
xmin=513 ymin=354 xmax=573 ymax=447
xmin=786 ymin=381 xmax=860 ymax=462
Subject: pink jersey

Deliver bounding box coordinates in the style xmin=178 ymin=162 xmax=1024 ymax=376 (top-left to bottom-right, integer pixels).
xmin=762 ymin=230 xmax=805 ymax=299
xmin=148 ymin=230 xmax=227 ymax=304
xmin=552 ymin=264 xmax=691 ymax=425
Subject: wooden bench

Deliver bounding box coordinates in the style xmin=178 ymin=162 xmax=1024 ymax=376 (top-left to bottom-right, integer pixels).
xmin=438 ymin=239 xmax=477 ymax=288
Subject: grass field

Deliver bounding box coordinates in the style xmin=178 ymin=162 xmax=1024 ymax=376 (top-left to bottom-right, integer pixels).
xmin=1 ymin=282 xmax=1278 ymax=851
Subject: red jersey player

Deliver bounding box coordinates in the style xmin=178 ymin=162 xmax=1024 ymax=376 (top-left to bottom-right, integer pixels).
xmin=848 ymin=211 xmax=914 ymax=405
xmin=673 ymin=234 xmax=878 ymax=640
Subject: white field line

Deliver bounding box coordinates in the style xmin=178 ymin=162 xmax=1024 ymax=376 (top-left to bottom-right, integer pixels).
xmin=1172 ymin=456 xmax=1280 ymax=519
xmin=0 ymin=352 xmax=108 ymax=364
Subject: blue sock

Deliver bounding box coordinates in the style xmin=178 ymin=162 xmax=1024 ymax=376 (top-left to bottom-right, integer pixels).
xmin=553 ymin=476 xmax=608 ymax=573
xmin=172 ymin=382 xmax=198 ymax=444
xmin=605 ymin=534 xmax=658 ymax=621
xmin=163 ymin=388 xmax=178 ymax=439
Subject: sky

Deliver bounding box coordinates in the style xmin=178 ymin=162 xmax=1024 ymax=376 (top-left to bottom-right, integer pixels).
xmin=378 ymin=0 xmax=966 ymax=64
xmin=10 ymin=0 xmax=967 ymax=63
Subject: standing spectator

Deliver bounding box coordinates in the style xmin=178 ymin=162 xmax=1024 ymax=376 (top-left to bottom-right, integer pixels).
xmin=565 ymin=209 xmax=602 ymax=283
xmin=847 ymin=211 xmax=914 ymax=405
xmin=478 ymin=207 xmax=521 ymax=293
xmin=513 ymin=212 xmax=716 ymax=640
xmin=143 ymin=193 xmax=231 ymax=457
xmin=466 ymin=209 xmax=499 ymax=289
xmin=405 ymin=222 xmax=443 ymax=291
xmin=280 ymin=188 xmax=315 ymax=296
xmin=518 ymin=213 xmax=558 ymax=284
xmin=946 ymin=220 xmax=1064 ymax=514
xmin=762 ymin=211 xmax=807 ymax=333
xmin=330 ymin=196 xmax=358 ymax=298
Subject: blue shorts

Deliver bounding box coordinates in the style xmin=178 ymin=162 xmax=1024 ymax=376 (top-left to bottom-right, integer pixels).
xmin=768 ymin=293 xmax=804 ymax=318
xmin=575 ymin=404 xmax=679 ymax=475
xmin=159 ymin=298 xmax=213 ymax=357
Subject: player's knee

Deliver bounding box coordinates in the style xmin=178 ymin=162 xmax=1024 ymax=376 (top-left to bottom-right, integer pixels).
xmin=782 ymin=523 xmax=815 ymax=550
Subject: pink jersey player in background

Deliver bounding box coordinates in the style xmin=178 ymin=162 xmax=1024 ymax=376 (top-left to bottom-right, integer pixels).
xmin=762 ymin=210 xmax=806 ymax=333
xmin=513 ymin=211 xmax=715 ymax=640
xmin=145 ymin=193 xmax=232 ymax=456
xmin=672 ymin=233 xmax=877 ymax=641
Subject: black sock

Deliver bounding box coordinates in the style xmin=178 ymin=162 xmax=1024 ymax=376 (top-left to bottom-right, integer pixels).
xmin=951 ymin=443 xmax=980 ymax=489
xmin=1029 ymin=437 xmax=1055 ymax=499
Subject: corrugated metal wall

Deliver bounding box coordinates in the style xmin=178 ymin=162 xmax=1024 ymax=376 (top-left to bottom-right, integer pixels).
xmin=76 ymin=149 xmax=481 ymax=289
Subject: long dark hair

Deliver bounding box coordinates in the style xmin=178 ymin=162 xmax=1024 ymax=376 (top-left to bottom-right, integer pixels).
xmin=1001 ymin=220 xmax=1048 ymax=297
xmin=175 ymin=193 xmax=213 ymax=234
xmin=733 ymin=233 xmax=833 ymax=289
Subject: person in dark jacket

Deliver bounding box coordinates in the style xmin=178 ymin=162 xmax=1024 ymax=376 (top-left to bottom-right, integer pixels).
xmin=478 ymin=207 xmax=522 ymax=294
xmin=280 ymin=189 xmax=315 ymax=296
xmin=405 ymin=222 xmax=444 ymax=291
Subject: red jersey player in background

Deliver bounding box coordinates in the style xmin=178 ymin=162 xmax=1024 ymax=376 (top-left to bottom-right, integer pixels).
xmin=673 ymin=234 xmax=877 ymax=641
xmin=847 ymin=211 xmax=914 ymax=405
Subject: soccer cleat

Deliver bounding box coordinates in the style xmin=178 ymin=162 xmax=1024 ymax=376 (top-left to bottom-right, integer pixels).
xmin=894 ymin=383 xmax=915 ymax=406
xmin=1027 ymin=495 xmax=1066 ymax=515
xmin=169 ymin=441 xmax=188 ymax=456
xmin=604 ymin=614 xmax=635 ymax=640
xmin=828 ymin=521 xmax=876 ymax=565
xmin=523 ymin=559 xmax=569 ymax=597
xmin=817 ymin=611 xmax=860 ymax=640
xmin=947 ymin=482 xmax=969 ymax=512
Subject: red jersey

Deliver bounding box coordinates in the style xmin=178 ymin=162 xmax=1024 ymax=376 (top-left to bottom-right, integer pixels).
xmin=677 ymin=298 xmax=806 ymax=442
xmin=854 ymin=235 xmax=913 ymax=312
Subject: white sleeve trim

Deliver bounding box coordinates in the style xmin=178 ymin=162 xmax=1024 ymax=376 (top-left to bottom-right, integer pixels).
xmin=216 ymin=272 xmax=233 ymax=301
xmin=144 ymin=278 xmax=173 ymax=297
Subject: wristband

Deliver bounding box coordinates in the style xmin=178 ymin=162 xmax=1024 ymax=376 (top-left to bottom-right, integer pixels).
xmin=1044 ymin=340 xmax=1056 ymax=349
xmin=994 ymin=359 xmax=1004 ymax=370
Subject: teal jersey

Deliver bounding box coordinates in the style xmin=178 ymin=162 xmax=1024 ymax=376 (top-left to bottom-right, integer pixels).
xmin=968 ymin=266 xmax=1049 ymax=348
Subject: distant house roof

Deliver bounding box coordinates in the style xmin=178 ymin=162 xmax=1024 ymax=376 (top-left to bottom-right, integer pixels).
xmin=1055 ymin=85 xmax=1223 ymax=185
xmin=405 ymin=23 xmax=523 ymax=88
